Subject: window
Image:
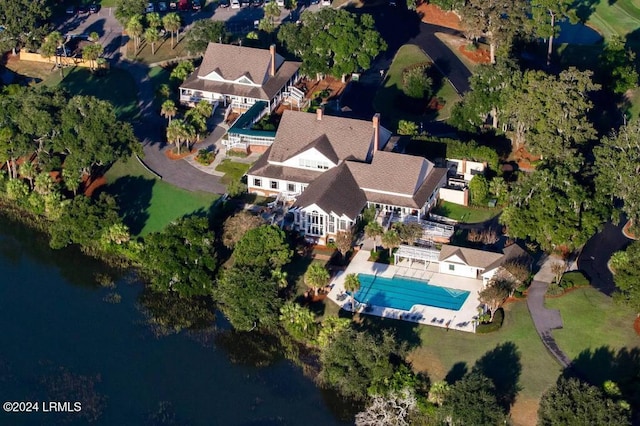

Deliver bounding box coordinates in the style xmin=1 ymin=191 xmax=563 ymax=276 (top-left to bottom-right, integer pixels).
xmin=270 ymin=181 xmax=279 ymax=190
xmin=298 ymin=158 xmax=330 ymax=170
xmin=448 ymin=264 xmax=455 ymax=271
xmin=328 ymin=216 xmax=335 ymax=234
xmin=338 ymin=220 xmax=347 ymax=231
xmin=287 ymin=183 xmax=295 ymax=192
xmin=253 ymin=178 xmax=262 ymax=187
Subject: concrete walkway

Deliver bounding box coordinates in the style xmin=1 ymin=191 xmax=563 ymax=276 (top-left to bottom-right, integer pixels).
xmin=526 ymin=256 xmax=572 ymax=367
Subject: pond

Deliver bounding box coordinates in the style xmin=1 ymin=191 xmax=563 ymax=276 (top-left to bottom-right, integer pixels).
xmin=0 ymin=217 xmax=351 ymax=425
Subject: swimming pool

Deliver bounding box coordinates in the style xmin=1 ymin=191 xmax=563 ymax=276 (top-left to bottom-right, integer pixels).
xmin=354 ymin=274 xmax=470 ymax=311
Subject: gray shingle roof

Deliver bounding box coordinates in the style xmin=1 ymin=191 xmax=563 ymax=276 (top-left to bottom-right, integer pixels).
xmin=293 ymin=163 xmax=367 ymax=220
xmin=267 ymin=110 xmax=390 ymax=163
xmin=197 ymin=43 xmax=284 ymax=84
xmin=181 ymin=47 xmax=300 ymax=101
xmin=438 ymin=245 xmax=505 ymax=269
xmin=347 ymin=151 xmax=435 ymax=196
xmin=247 ymin=146 xmax=323 ymax=183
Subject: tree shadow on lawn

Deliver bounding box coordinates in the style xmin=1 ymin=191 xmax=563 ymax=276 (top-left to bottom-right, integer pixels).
xmin=564 ymin=346 xmax=640 ymax=419
xmin=444 ymin=341 xmax=522 ymax=412
xmin=100 ymin=175 xmax=154 ymax=236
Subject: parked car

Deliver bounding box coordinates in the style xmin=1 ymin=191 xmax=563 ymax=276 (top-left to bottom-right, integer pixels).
xmin=89 ymin=3 xmax=99 ymax=13
xmin=158 ymin=1 xmax=168 ymax=11
xmin=65 ymin=6 xmax=76 ymax=15
xmin=178 ymin=0 xmax=190 ymax=10
xmin=169 ymin=1 xmax=178 ymax=9
xmin=78 ymin=4 xmax=88 ymax=13
xmin=56 ymin=46 xmax=72 ymax=57
xmin=240 ymin=0 xmax=250 ymax=7
xmin=321 ymin=0 xmax=330 ymax=5
xmin=146 ymin=2 xmax=155 ymax=12
xmin=218 ymin=0 xmax=230 ymax=7
xmin=192 ymin=0 xmax=202 ymax=9
xmin=230 ymin=0 xmax=240 ymax=8
xmin=276 ymin=0 xmax=284 ymax=5
xmin=252 ymin=0 xmax=263 ymax=7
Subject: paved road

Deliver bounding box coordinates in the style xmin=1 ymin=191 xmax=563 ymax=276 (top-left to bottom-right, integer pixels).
xmin=577 ymin=221 xmax=632 ymax=295
xmin=526 ymin=256 xmax=572 ymax=368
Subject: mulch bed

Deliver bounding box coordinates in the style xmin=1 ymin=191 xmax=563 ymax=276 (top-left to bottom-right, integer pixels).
xmin=82 ymin=175 xmax=107 ymax=197
xmin=634 ymin=316 xmax=640 ymax=336
xmin=165 ymin=148 xmax=195 ymax=160
xmin=622 ymin=220 xmax=639 ymax=240
xmin=417 ymin=3 xmax=462 ymax=30
xmin=510 ymin=146 xmax=541 ymax=170
xmin=458 ymin=45 xmax=491 ymax=64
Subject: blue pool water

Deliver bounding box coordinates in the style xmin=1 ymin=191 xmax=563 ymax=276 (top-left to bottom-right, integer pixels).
xmin=354 ymin=274 xmax=470 ymax=311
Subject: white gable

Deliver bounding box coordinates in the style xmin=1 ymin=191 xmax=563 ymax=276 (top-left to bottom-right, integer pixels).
xmin=200 ymin=71 xmax=226 ymax=82
xmin=300 ymin=203 xmax=329 ymax=216
xmin=200 ymin=71 xmax=260 ymax=87
xmin=441 ymin=254 xmax=468 ymax=265
xmin=280 ymin=147 xmax=337 ymax=170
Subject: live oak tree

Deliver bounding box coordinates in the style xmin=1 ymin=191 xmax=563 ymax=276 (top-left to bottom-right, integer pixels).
xmin=115 ymin=0 xmax=146 ymax=26
xmin=319 ymin=328 xmax=401 ymax=400
xmin=140 ymin=216 xmax=217 ymax=297
xmin=594 ymin=118 xmax=640 ymax=231
xmin=0 ymin=0 xmax=50 ymax=54
xmin=450 ymin=60 xmax=521 ymax=131
xmin=538 ymin=377 xmax=631 ymax=426
xmin=459 ymin=0 xmax=529 ymax=64
xmin=216 ymin=265 xmax=281 ymax=331
xmin=609 ymin=241 xmax=640 ymax=315
xmin=222 ymin=210 xmax=264 ymax=249
xmin=277 ymin=8 xmax=387 ymax=80
xmin=500 ymin=164 xmax=606 ymax=252
xmin=184 ymin=19 xmax=228 ymax=55
xmin=233 ymin=225 xmax=292 ymax=270
xmin=599 ymin=36 xmax=639 ymax=95
xmin=529 ymin=0 xmax=574 ymax=66
xmin=442 ymin=371 xmax=506 ymax=425
xmin=504 ymin=68 xmax=599 ymax=161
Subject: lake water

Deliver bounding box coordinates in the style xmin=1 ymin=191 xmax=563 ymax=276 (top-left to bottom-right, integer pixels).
xmin=0 ymin=218 xmax=350 ymax=426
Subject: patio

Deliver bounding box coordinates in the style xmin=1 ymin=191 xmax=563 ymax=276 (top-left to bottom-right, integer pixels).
xmin=327 ymin=250 xmax=484 ymax=333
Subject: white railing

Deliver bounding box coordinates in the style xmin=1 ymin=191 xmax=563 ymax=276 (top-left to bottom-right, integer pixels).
xmin=394 ymin=244 xmax=441 ymax=265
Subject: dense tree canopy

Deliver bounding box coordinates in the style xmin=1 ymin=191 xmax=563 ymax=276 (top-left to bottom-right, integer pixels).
xmin=610 ymin=241 xmax=640 ymax=315
xmin=114 ymin=0 xmax=146 ymax=26
xmin=442 ymin=371 xmax=506 ymax=426
xmin=504 ymin=68 xmax=599 ymax=161
xmin=598 ymin=36 xmax=639 ymax=95
xmin=529 ymin=0 xmax=574 ymax=65
xmin=594 ymin=118 xmax=640 ymax=229
xmin=459 ymin=0 xmax=529 ymax=63
xmin=222 ymin=211 xmax=264 ymax=249
xmin=140 ymin=217 xmax=217 ymax=297
xmin=500 ymin=165 xmax=606 ymax=252
xmin=0 ymin=0 xmax=50 ymax=54
xmin=319 ymin=328 xmax=403 ymax=400
xmin=216 ymin=265 xmax=281 ymax=331
xmin=233 ymin=225 xmax=292 ymax=270
xmin=538 ymin=377 xmax=631 ymax=425
xmin=277 ymin=8 xmax=387 ymax=78
xmin=184 ymin=20 xmax=228 ymax=55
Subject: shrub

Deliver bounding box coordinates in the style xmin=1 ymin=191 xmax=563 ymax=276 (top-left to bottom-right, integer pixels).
xmin=402 ymin=64 xmax=433 ymax=99
xmin=546 ymin=283 xmax=564 ymax=296
xmin=195 ymin=149 xmax=215 ymax=165
xmin=559 ymin=271 xmax=589 ymax=289
xmin=476 ymin=308 xmax=504 ymax=333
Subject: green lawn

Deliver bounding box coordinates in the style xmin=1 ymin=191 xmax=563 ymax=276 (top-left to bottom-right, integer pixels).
xmin=374 ymin=44 xmax=460 ymax=131
xmin=586 ymin=0 xmax=640 ymax=40
xmin=126 ymin=36 xmax=191 ymax=65
xmin=431 ymin=200 xmax=501 ymax=224
xmin=215 ymin=159 xmax=251 ymax=184
xmin=104 ymin=158 xmax=219 ymax=236
xmin=546 ymin=287 xmax=639 ymax=360
xmin=45 ymin=67 xmax=139 ymax=120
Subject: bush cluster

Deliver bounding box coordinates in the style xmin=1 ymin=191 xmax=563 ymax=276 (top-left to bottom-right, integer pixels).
xmin=476 ymin=308 xmax=504 ymax=333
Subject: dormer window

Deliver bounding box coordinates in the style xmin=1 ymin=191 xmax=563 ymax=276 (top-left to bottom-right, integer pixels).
xmin=298 ymin=158 xmax=330 ymax=170
xmin=237 ymin=76 xmax=253 ymax=85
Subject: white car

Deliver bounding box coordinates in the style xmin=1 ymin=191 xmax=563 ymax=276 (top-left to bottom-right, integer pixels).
xmin=146 ymin=2 xmax=155 ymax=12
xmin=276 ymin=0 xmax=284 ymax=5
xmin=321 ymin=0 xmax=330 ymax=5
xmin=231 ymin=0 xmax=240 ymax=8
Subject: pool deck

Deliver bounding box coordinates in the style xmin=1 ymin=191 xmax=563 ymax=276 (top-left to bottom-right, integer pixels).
xmin=328 ymin=250 xmax=484 ymax=333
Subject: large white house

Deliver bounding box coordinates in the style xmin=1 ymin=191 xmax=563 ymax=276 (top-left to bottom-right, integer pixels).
xmin=179 ymin=43 xmax=301 ymax=112
xmin=246 ymin=110 xmax=449 ymax=244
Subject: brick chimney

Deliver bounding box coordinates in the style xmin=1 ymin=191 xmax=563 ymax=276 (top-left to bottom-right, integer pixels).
xmin=372 ymin=113 xmax=380 ymax=154
xmin=316 ymin=106 xmax=323 ymax=121
xmin=269 ymin=44 xmax=276 ymax=77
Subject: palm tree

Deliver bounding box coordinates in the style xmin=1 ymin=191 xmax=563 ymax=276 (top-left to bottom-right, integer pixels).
xmin=162 ymin=12 xmax=181 ymax=49
xmin=144 ymin=27 xmax=161 ymax=55
xmin=166 ymin=119 xmax=188 ymax=154
xmin=185 ymin=109 xmax=206 ymax=143
xmin=126 ymin=15 xmax=144 ymax=53
xmin=304 ymin=262 xmax=330 ymax=296
xmin=19 ymin=161 xmax=36 ymax=190
xmin=160 ymin=100 xmax=177 ymax=124
xmin=82 ymin=43 xmax=103 ymax=71
xmin=146 ymin=12 xmax=162 ymax=30
xmin=343 ymin=273 xmax=361 ymax=314
xmin=381 ymin=229 xmax=401 ymax=258
xmin=364 ymin=221 xmax=384 ymax=252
